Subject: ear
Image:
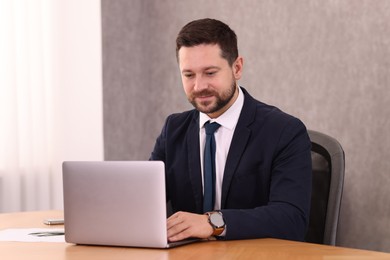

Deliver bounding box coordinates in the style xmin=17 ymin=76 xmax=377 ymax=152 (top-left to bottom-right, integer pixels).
xmin=233 ymin=56 xmax=243 ymax=80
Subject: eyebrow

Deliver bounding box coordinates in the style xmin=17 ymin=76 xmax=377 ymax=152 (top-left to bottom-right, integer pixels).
xmin=181 ymin=66 xmax=221 ymax=73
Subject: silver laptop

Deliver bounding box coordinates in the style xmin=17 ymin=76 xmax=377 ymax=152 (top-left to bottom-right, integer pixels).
xmin=62 ymin=161 xmax=199 ymax=248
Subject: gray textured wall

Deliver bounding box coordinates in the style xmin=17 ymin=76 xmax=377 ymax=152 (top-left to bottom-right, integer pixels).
xmin=102 ymin=0 xmax=390 ymax=252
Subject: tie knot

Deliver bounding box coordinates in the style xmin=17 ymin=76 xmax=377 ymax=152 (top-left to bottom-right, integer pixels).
xmin=204 ymin=122 xmax=221 ymax=135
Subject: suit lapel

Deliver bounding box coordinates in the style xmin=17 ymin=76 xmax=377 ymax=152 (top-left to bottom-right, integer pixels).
xmin=186 ymin=114 xmax=203 ymax=213
xmin=221 ymin=89 xmax=257 ymax=208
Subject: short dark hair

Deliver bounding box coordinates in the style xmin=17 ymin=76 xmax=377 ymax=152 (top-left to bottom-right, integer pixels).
xmin=176 ymin=18 xmax=238 ymax=66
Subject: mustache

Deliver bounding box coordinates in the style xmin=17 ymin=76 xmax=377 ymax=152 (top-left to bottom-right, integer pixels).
xmin=191 ymin=89 xmax=217 ymax=98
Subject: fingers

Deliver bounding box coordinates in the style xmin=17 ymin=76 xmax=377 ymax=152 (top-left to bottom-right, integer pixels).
xmin=167 ymin=211 xmax=213 ymax=242
xmin=167 ymin=212 xmax=189 ymax=241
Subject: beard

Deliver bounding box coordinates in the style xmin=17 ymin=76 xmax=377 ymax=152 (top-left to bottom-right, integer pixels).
xmin=188 ymin=79 xmax=237 ymax=115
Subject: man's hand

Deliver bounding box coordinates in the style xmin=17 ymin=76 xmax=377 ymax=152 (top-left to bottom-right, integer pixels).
xmin=167 ymin=211 xmax=213 ymax=242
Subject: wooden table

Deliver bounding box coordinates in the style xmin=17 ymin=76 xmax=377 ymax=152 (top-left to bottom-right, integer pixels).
xmin=1 ymin=210 xmax=389 ymax=259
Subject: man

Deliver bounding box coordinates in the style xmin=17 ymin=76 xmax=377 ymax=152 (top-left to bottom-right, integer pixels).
xmin=150 ymin=18 xmax=312 ymax=242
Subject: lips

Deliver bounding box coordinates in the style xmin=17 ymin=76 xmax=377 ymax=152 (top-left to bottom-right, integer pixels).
xmin=196 ymin=95 xmax=214 ymax=103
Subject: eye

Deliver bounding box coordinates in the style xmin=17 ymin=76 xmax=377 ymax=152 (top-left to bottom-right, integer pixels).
xmin=206 ymin=71 xmax=216 ymax=76
xmin=183 ymin=73 xmax=194 ymax=79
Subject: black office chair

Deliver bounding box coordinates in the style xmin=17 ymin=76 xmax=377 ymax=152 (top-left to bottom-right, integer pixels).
xmin=305 ymin=130 xmax=345 ymax=246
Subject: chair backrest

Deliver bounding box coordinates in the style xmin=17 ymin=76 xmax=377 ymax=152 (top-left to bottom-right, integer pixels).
xmin=305 ymin=130 xmax=345 ymax=245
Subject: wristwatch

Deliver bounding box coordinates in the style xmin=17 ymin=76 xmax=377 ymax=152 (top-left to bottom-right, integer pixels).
xmin=206 ymin=211 xmax=225 ymax=236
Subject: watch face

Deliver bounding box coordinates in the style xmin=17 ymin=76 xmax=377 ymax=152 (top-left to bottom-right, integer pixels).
xmin=210 ymin=212 xmax=225 ymax=227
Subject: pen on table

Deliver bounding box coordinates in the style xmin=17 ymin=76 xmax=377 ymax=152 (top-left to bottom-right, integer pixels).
xmin=29 ymin=231 xmax=65 ymax=237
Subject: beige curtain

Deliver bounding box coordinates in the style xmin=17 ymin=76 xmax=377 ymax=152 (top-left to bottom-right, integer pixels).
xmin=0 ymin=0 xmax=54 ymax=212
xmin=0 ymin=0 xmax=104 ymax=212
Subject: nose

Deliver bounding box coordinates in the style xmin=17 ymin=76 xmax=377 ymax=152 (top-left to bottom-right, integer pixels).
xmin=194 ymin=75 xmax=208 ymax=92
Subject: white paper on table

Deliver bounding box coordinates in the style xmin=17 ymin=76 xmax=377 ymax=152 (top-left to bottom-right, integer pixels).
xmin=0 ymin=228 xmax=65 ymax=242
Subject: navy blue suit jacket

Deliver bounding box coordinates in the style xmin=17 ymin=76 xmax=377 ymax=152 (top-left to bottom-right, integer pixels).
xmin=150 ymin=87 xmax=312 ymax=241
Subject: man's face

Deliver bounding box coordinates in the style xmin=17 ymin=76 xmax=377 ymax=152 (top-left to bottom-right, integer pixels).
xmin=178 ymin=44 xmax=243 ymax=118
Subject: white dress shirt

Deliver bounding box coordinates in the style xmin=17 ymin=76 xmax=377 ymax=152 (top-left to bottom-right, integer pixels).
xmin=199 ymin=87 xmax=244 ymax=210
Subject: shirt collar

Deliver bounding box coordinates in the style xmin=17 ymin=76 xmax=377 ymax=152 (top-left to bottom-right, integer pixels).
xmin=199 ymin=87 xmax=244 ymax=130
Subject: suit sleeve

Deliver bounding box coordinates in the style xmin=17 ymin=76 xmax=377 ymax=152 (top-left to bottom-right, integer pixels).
xmin=221 ymin=118 xmax=312 ymax=241
xmin=149 ymin=117 xmax=168 ymax=162
xmin=149 ymin=115 xmax=175 ymax=205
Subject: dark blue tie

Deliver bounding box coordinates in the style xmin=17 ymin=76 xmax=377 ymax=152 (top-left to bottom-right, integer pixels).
xmin=203 ymin=121 xmax=221 ymax=213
